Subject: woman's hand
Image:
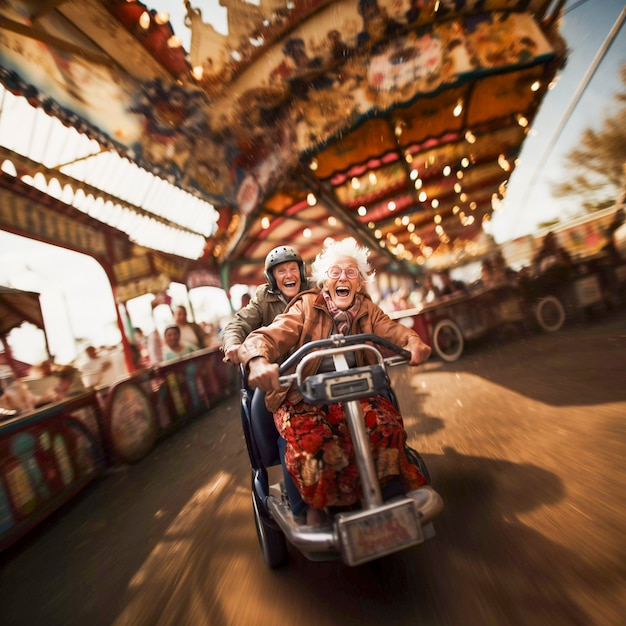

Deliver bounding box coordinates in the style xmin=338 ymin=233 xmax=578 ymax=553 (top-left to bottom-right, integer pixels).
xmin=247 ymin=357 xmax=281 ymax=391
xmin=405 ymin=335 xmax=432 ymax=365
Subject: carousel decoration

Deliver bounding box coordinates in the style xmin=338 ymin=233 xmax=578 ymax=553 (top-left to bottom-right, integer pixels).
xmin=0 ymin=0 xmax=568 ymax=286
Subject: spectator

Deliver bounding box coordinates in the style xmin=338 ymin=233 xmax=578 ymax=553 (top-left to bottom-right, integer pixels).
xmin=162 ymin=325 xmax=196 ymax=361
xmin=438 ymin=269 xmax=467 ymax=296
xmin=532 ymin=231 xmax=572 ymax=275
xmin=420 ymin=274 xmax=441 ymax=303
xmin=0 ymin=374 xmax=37 ymax=413
xmin=492 ymin=251 xmax=517 ymax=284
xmin=76 ymin=345 xmax=113 ymax=388
xmin=0 ymin=376 xmax=17 ymax=419
xmin=201 ymin=321 xmax=220 ymax=347
xmin=604 ymin=208 xmax=625 ymax=263
xmin=147 ymin=327 xmax=163 ymax=366
xmin=173 ymin=305 xmax=206 ymax=349
xmin=130 ymin=327 xmax=150 ymax=369
xmin=36 ymin=366 xmax=83 ymax=404
xmin=479 ymin=259 xmax=495 ymax=288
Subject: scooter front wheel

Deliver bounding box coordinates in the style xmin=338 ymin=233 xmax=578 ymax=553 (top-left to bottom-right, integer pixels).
xmin=252 ymin=491 xmax=288 ymax=569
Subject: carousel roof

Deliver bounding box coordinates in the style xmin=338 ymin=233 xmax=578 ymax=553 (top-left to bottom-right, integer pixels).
xmin=0 ymin=285 xmax=44 ymax=336
xmin=0 ymin=0 xmax=568 ymax=292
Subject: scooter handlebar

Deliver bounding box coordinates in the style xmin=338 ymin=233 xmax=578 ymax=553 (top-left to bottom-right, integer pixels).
xmin=278 ymin=333 xmax=411 ymax=376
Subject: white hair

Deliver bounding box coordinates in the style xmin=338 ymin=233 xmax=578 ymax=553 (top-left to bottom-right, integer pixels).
xmin=311 ymin=237 xmax=375 ymax=287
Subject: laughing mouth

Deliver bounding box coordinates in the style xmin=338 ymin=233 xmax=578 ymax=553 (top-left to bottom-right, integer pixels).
xmin=335 ymin=287 xmax=350 ymax=297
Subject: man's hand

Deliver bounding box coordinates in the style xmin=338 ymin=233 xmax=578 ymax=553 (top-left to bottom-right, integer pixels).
xmin=247 ymin=357 xmax=281 ymax=392
xmin=223 ymin=344 xmax=242 ymax=365
xmin=405 ymin=336 xmax=431 ymax=365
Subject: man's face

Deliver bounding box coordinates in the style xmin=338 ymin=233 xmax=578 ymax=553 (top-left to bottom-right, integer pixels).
xmin=174 ymin=307 xmax=186 ymax=324
xmin=273 ymin=261 xmax=302 ymax=299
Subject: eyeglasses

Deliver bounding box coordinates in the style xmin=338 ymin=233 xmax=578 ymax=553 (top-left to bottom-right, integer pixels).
xmin=327 ymin=266 xmax=360 ymax=279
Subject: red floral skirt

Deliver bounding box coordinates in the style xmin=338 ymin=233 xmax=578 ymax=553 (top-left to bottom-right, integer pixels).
xmin=274 ymin=395 xmax=427 ymax=509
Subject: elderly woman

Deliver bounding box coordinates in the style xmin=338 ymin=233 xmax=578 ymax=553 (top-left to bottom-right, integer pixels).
xmin=239 ymin=237 xmax=432 ymax=526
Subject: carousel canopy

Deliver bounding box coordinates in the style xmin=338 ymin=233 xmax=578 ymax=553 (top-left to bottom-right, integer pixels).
xmin=0 ymin=0 xmax=567 ymax=290
xmin=0 ymin=285 xmax=44 ymax=336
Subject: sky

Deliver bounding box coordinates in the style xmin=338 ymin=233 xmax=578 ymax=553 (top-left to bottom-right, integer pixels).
xmin=1 ymin=0 xmax=625 ymax=365
xmin=488 ymin=0 xmax=626 ymax=242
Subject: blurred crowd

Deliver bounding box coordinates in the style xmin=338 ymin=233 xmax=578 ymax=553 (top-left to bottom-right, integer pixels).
xmin=0 ymin=302 xmax=223 ymax=418
xmin=376 ymin=234 xmax=590 ymax=315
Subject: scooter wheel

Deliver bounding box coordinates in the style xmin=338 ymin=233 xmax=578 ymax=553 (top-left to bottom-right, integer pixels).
xmin=252 ymin=491 xmax=288 ymax=569
xmin=405 ymin=445 xmax=432 ymax=484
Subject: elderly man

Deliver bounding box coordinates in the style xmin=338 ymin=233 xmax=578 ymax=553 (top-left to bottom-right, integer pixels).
xmin=221 ymin=245 xmax=315 ymax=365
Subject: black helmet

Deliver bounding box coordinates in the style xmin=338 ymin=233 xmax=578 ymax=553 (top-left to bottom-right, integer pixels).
xmin=264 ymin=245 xmax=306 ymax=292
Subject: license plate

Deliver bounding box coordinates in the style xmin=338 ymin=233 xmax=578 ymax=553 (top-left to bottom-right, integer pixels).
xmin=337 ymin=500 xmax=424 ymax=566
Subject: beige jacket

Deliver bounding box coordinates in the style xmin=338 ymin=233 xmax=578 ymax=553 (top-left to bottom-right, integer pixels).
xmin=239 ymin=289 xmax=425 ymax=411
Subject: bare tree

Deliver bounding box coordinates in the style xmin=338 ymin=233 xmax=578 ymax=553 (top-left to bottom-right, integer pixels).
xmin=553 ymin=64 xmax=626 ymax=213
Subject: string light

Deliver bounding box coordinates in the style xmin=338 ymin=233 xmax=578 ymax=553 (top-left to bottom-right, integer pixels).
xmin=139 ymin=11 xmax=150 ymax=29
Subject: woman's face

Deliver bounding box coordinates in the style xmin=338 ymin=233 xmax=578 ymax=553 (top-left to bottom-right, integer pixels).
xmin=324 ymin=255 xmax=362 ymax=310
xmin=164 ymin=327 xmax=181 ymax=348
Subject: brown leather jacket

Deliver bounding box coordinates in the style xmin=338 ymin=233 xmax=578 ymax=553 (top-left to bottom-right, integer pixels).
xmin=239 ymin=289 xmax=425 ymax=412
